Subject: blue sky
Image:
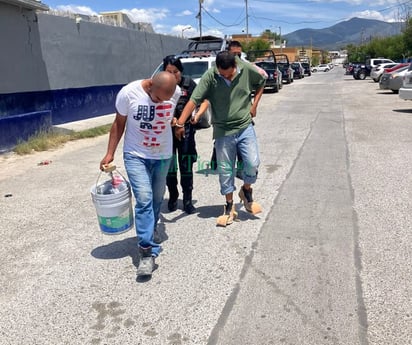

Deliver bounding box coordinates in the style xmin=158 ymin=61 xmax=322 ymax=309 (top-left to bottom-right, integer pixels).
xmin=42 ymin=0 xmax=410 ymax=36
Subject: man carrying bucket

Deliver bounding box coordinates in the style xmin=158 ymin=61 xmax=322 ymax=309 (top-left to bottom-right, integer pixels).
xmin=100 ymin=72 xmax=180 ymax=278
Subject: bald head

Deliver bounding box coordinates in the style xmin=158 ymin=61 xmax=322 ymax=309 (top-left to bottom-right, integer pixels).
xmin=152 ymin=71 xmax=177 ymax=94
xmin=148 ymin=71 xmax=177 ymax=103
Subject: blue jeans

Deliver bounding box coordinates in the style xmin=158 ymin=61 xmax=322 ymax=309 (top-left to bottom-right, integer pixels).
xmin=123 ymin=152 xmax=171 ymax=257
xmin=214 ymin=124 xmax=260 ymax=195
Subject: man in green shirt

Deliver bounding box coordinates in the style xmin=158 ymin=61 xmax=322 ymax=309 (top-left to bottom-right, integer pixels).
xmin=174 ymin=51 xmax=266 ymax=226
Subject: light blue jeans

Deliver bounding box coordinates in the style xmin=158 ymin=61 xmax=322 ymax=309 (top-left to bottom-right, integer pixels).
xmin=123 ymin=152 xmax=171 ymax=257
xmin=214 ymin=124 xmax=260 ymax=195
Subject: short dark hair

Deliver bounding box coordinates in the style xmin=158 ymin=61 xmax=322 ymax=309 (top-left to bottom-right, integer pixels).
xmin=216 ymin=51 xmax=236 ymax=70
xmin=162 ymin=55 xmax=183 ymax=72
xmin=229 ymin=40 xmax=242 ymax=49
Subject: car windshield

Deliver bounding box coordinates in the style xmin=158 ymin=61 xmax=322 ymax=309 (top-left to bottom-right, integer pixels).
xmin=181 ymin=61 xmax=210 ymax=79
xmin=187 ymin=41 xmax=223 ymax=52
xmin=255 ymin=62 xmax=275 ymax=70
xmin=153 ymin=60 xmax=211 ymax=80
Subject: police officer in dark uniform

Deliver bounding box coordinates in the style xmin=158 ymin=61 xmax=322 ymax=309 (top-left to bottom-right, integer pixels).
xmin=163 ymin=55 xmax=208 ymax=214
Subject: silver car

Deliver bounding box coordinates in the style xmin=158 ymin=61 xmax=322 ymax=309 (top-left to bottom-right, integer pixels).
xmin=379 ymin=65 xmax=411 ymax=93
xmin=370 ymin=63 xmax=398 ymax=82
xmin=399 ymin=64 xmax=412 ymax=101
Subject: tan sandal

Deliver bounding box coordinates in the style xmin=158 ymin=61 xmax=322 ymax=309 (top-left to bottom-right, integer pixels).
xmin=216 ymin=202 xmax=238 ymax=227
xmin=239 ymin=187 xmax=262 ymax=215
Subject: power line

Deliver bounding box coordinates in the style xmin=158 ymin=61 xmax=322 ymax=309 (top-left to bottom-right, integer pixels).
xmin=202 ymin=6 xmax=245 ymax=27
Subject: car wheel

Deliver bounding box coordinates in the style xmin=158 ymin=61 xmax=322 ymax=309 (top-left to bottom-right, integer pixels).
xmin=358 ymin=70 xmax=366 ymax=80
xmin=313 ymin=69 xmax=317 ymax=72
xmin=353 ymin=74 xmax=359 ymax=80
xmin=391 ymin=89 xmax=399 ymax=94
xmin=373 ymin=78 xmax=379 ymax=82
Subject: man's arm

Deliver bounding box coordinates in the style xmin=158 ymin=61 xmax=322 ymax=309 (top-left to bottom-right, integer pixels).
xmin=99 ymin=113 xmax=127 ymax=170
xmin=250 ymin=86 xmax=264 ymax=118
xmin=190 ymin=99 xmax=209 ymax=124
xmin=174 ymin=100 xmax=197 ymax=140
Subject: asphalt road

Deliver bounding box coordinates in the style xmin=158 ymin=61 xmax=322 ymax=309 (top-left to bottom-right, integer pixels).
xmin=1 ymin=68 xmax=411 ymax=345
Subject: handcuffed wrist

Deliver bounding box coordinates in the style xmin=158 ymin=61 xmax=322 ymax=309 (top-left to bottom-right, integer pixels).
xmin=175 ymin=122 xmax=184 ymax=128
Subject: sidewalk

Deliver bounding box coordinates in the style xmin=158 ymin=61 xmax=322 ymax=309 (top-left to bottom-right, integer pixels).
xmin=53 ymin=113 xmax=116 ymax=132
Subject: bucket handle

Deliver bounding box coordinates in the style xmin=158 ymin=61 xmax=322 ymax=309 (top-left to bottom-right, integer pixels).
xmin=96 ymin=164 xmax=128 ymax=192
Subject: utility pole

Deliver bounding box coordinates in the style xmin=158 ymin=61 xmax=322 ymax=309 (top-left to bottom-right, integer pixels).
xmin=279 ymin=26 xmax=282 ymax=54
xmin=245 ymin=0 xmax=249 ymax=41
xmin=198 ymin=0 xmax=203 ymax=40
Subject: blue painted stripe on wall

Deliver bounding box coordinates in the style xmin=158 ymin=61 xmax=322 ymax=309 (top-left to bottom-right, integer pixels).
xmin=0 ymin=110 xmax=52 ymax=152
xmin=0 ymin=84 xmax=124 ymax=125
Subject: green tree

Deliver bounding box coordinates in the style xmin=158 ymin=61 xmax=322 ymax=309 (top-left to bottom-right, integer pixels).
xmin=311 ymin=56 xmax=320 ymax=66
xmin=402 ymin=17 xmax=412 ymax=58
xmin=242 ymin=38 xmax=271 ymax=52
xmin=260 ymin=29 xmax=279 ymax=41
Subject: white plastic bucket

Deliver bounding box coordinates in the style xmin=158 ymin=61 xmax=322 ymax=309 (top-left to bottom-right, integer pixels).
xmin=91 ymin=184 xmax=134 ymax=235
xmin=91 ymin=185 xmax=129 ymax=206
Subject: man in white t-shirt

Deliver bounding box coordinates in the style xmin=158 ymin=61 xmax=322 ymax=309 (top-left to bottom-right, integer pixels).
xmin=100 ymin=72 xmax=180 ymax=278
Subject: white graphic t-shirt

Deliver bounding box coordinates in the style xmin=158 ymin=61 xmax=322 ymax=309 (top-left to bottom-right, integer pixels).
xmin=115 ymin=80 xmax=181 ymax=159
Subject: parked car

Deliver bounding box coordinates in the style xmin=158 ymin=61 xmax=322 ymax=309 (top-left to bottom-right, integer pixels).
xmin=254 ymin=61 xmax=282 ymax=92
xmin=275 ymin=54 xmax=294 ymax=84
xmin=384 ymin=62 xmax=410 ymax=74
xmin=152 ymin=54 xmax=215 ymax=84
xmin=344 ymin=62 xmax=361 ymax=75
xmin=152 ymin=52 xmax=216 ymax=126
xmin=370 ymin=63 xmax=398 ymax=82
xmin=366 ymin=57 xmax=395 ymax=68
xmin=312 ymin=64 xmax=330 ymax=72
xmin=399 ymin=63 xmax=412 ymax=101
xmin=301 ymin=62 xmax=312 ymax=76
xmin=379 ymin=65 xmax=411 ymax=93
xmin=291 ymin=62 xmax=305 ymax=79
xmin=353 ymin=58 xmax=395 ymax=80
xmin=352 ymin=63 xmax=372 ymax=80
xmin=247 ymin=50 xmax=282 ymax=92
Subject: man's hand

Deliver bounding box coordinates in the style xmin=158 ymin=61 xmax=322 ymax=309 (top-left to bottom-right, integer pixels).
xmin=190 ymin=112 xmax=200 ymax=125
xmin=174 ymin=126 xmax=185 ymax=141
xmin=100 ymin=154 xmax=114 ymax=171
xmin=250 ymin=107 xmax=257 ymax=118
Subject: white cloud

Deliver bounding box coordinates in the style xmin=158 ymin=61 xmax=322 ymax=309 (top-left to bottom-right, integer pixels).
xmin=177 ymin=10 xmax=193 ymax=16
xmin=122 ymin=8 xmax=169 ymax=23
xmin=171 ymin=24 xmax=197 ymax=37
xmin=55 ymin=5 xmax=97 ymax=16
xmin=311 ymin=0 xmax=393 ymax=4
xmin=204 ymin=28 xmax=224 ymax=37
xmin=202 ymin=0 xmax=221 ymax=14
xmin=351 ymin=9 xmax=401 ymax=22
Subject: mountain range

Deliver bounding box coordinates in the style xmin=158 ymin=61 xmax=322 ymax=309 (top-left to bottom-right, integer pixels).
xmin=283 ymin=17 xmax=403 ymax=50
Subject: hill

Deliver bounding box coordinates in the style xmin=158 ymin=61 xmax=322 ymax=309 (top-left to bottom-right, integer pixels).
xmin=283 ymin=17 xmax=403 ymax=50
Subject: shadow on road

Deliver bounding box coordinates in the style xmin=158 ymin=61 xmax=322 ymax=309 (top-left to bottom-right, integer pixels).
xmin=393 ymin=108 xmax=412 ymax=114
xmin=91 ymin=236 xmax=138 ymax=263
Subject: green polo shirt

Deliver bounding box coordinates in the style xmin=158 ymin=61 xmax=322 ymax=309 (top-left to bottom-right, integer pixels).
xmin=190 ymin=57 xmax=266 ymax=139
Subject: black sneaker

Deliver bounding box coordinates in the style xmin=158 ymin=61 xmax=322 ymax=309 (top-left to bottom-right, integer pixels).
xmin=168 ymin=199 xmax=178 ymax=212
xmin=168 ymin=189 xmax=179 ymax=212
xmin=183 ymin=200 xmax=196 ymax=214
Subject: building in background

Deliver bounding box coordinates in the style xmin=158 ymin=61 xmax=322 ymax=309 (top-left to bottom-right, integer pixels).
xmin=231 ymin=33 xmax=323 ymax=65
xmin=0 ymin=0 xmax=186 ymax=152
xmin=99 ymin=11 xmax=154 ymax=32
